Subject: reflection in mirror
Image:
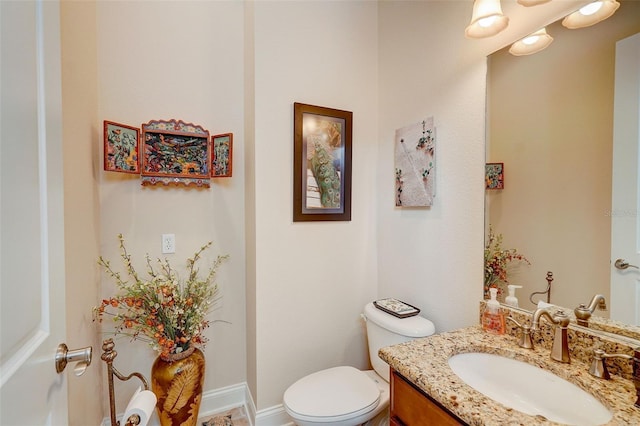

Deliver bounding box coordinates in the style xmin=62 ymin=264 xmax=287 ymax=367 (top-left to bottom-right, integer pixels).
xmin=575 ymin=312 xmax=640 ymax=343
xmin=502 ymin=303 xmax=640 ymax=346
xmin=485 ymin=1 xmax=640 ymax=322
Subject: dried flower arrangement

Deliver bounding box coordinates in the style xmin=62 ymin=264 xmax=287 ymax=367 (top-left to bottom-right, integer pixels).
xmin=93 ymin=234 xmax=228 ymax=359
xmin=484 ymin=226 xmax=530 ymax=299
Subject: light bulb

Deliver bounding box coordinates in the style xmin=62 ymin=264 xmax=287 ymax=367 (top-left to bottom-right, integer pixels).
xmin=562 ymin=0 xmax=619 ymax=29
xmin=579 ymin=1 xmax=603 ymax=16
xmin=509 ymin=28 xmax=553 ymax=56
xmin=465 ymin=0 xmax=509 ymax=39
xmin=478 ymin=16 xmax=498 ymax=28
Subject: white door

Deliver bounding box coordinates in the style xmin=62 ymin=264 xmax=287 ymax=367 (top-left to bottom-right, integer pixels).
xmin=0 ymin=1 xmax=69 ymax=424
xmin=610 ymin=32 xmax=640 ymax=326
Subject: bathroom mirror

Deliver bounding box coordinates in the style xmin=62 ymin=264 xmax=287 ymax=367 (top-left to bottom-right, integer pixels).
xmin=503 ymin=303 xmax=640 ymax=345
xmin=485 ymin=1 xmax=640 ymax=332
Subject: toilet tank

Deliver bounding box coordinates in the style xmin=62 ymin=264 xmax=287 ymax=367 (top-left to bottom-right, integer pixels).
xmin=363 ymin=302 xmax=435 ymax=382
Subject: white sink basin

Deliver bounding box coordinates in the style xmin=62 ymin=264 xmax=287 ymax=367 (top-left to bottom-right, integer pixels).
xmin=448 ymin=352 xmax=612 ymax=425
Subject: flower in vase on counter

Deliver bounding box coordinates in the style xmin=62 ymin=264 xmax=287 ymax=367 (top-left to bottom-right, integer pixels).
xmin=484 ymin=226 xmax=530 ymax=299
xmin=93 ymin=234 xmax=228 ymax=359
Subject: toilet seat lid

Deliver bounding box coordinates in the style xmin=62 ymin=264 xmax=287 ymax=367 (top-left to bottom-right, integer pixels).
xmin=283 ymin=366 xmax=380 ymax=421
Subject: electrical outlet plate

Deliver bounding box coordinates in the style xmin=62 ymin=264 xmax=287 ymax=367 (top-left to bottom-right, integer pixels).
xmin=162 ymin=234 xmax=175 ymax=254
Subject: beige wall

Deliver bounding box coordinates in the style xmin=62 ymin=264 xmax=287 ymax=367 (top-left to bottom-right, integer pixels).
xmin=93 ymin=0 xmax=247 ymax=415
xmin=61 ymin=2 xmax=103 ymax=425
xmin=58 ymin=0 xmax=598 ymax=422
xmin=243 ymin=0 xmax=257 ymax=413
xmin=252 ymin=0 xmax=380 ymax=410
xmin=487 ymin=2 xmax=640 ymax=311
xmin=376 ymin=0 xmax=486 ymax=335
xmin=249 ymin=0 xmax=590 ymax=411
xmin=375 ymin=0 xmax=588 ymax=335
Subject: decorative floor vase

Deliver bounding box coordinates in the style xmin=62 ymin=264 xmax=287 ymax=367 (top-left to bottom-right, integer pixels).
xmin=151 ymin=346 xmax=205 ymax=426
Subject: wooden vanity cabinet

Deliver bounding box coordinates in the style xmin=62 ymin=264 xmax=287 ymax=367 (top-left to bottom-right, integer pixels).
xmin=390 ymin=369 xmax=466 ymax=426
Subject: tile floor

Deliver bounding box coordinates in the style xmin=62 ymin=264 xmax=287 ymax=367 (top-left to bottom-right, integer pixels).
xmin=199 ymin=405 xmax=389 ymax=426
xmin=199 ymin=406 xmax=250 ymax=426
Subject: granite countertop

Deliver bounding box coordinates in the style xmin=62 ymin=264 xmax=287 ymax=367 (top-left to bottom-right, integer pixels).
xmin=378 ymin=326 xmax=640 ymax=425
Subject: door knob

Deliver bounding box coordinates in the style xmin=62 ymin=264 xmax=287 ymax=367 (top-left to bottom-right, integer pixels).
xmin=55 ymin=343 xmax=92 ymax=376
xmin=614 ymin=258 xmax=639 ymax=270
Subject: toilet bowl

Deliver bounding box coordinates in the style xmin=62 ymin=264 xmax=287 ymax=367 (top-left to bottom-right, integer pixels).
xmin=283 ymin=302 xmax=435 ymax=425
xmin=283 ymin=367 xmax=388 ymax=426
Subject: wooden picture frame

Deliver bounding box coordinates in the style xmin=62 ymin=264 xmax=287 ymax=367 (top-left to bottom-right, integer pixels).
xmin=140 ymin=119 xmax=210 ymax=187
xmin=293 ymin=102 xmax=352 ymax=222
xmin=211 ymin=133 xmax=233 ymax=177
xmin=485 ymin=162 xmax=504 ymax=190
xmin=103 ymin=120 xmax=140 ymax=174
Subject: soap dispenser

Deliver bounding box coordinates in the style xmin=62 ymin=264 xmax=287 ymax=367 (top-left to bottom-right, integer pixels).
xmin=482 ymin=287 xmax=506 ymax=334
xmin=505 ymin=285 xmax=522 ymax=308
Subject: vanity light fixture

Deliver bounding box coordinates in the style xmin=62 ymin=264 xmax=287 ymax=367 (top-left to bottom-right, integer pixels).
xmin=562 ymin=0 xmax=620 ymax=29
xmin=465 ymin=0 xmax=509 ymax=39
xmin=517 ymin=0 xmax=551 ymax=6
xmin=509 ymin=27 xmax=554 ymax=56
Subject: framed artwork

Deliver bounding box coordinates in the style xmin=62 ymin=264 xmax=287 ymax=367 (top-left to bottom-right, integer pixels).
xmin=485 ymin=162 xmax=504 ymax=190
xmin=103 ymin=121 xmax=140 ymax=174
xmin=293 ymin=102 xmax=352 ymax=222
xmin=211 ymin=133 xmax=233 ymax=177
xmin=141 ymin=119 xmax=211 ymax=187
xmin=394 ymin=118 xmax=436 ymax=207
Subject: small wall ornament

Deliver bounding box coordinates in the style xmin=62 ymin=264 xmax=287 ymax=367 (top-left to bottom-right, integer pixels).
xmin=485 ymin=162 xmax=504 ymax=190
xmin=141 ymin=119 xmax=210 ymax=187
xmin=102 ymin=118 xmax=233 ymax=187
xmin=211 ymin=133 xmax=233 ymax=178
xmin=103 ymin=121 xmax=141 ymax=174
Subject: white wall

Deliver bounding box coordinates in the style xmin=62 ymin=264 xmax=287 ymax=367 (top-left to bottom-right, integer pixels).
xmin=94 ymin=0 xmax=247 ymax=413
xmin=252 ymin=0 xmax=379 ymax=410
xmin=376 ymin=1 xmax=487 ymax=333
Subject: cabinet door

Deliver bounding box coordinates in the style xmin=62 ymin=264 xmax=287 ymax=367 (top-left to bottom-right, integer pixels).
xmin=390 ymin=369 xmax=465 ymax=426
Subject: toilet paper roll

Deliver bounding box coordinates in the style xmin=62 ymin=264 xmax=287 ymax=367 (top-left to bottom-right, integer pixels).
xmin=122 ymin=386 xmax=157 ymax=426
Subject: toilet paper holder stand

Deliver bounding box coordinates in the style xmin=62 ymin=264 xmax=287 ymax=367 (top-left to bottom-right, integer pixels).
xmin=101 ymin=338 xmax=152 ymax=426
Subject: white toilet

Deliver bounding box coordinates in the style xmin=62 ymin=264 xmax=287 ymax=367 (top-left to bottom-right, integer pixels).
xmin=283 ymin=302 xmax=435 ymax=426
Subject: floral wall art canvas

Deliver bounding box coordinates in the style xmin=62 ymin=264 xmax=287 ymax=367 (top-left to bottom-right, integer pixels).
xmin=394 ymin=117 xmax=436 ymax=207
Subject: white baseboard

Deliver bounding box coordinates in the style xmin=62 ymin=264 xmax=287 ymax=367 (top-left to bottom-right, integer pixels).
xmin=100 ymin=382 xmax=294 ymax=426
xmin=243 ymin=383 xmax=257 ymax=424
xmin=199 ymin=382 xmax=250 ymax=419
xmin=255 ymin=404 xmax=294 ymax=426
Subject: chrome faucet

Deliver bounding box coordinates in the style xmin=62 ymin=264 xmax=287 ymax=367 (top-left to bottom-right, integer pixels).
xmin=574 ymin=294 xmax=607 ymax=327
xmin=589 ymin=347 xmax=640 ymax=409
xmin=531 ymin=308 xmax=571 ymax=363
